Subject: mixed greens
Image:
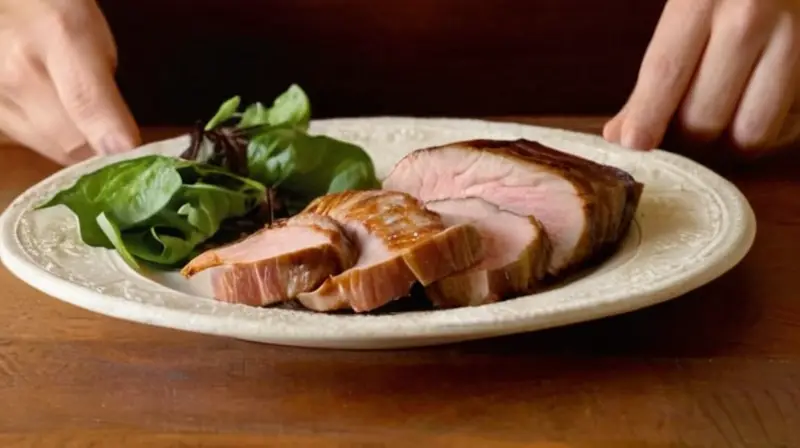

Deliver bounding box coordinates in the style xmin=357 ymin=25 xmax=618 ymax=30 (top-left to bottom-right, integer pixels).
xmin=38 ymin=85 xmax=380 ymax=271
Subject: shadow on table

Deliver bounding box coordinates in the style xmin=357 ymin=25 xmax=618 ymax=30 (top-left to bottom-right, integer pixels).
xmin=449 ymin=265 xmax=760 ymax=359
xmin=249 ymin=266 xmax=762 ymax=411
xmin=199 ymin=265 xmax=762 ymax=433
xmin=233 ymin=263 xmax=761 ymax=389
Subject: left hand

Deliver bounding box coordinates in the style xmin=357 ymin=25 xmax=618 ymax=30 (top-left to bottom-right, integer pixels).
xmin=0 ymin=0 xmax=140 ymax=165
xmin=603 ymin=0 xmax=800 ymax=154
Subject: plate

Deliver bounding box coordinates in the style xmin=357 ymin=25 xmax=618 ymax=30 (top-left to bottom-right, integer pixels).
xmin=0 ymin=117 xmax=756 ymax=349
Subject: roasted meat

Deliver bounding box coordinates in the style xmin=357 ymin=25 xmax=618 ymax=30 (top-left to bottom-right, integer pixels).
xmin=296 ymin=190 xmax=484 ymax=312
xmin=424 ymin=197 xmax=551 ymax=307
xmin=181 ymin=214 xmax=357 ymax=306
xmin=383 ymin=139 xmax=643 ymax=276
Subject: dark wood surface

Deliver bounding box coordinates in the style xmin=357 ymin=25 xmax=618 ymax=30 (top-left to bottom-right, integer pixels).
xmin=1 ymin=117 xmax=799 ymax=447
xmin=97 ymin=0 xmax=667 ymax=125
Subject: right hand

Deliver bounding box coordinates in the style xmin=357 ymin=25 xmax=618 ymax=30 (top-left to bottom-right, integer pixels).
xmin=0 ymin=0 xmax=140 ymax=165
xmin=603 ymin=0 xmax=800 ymax=157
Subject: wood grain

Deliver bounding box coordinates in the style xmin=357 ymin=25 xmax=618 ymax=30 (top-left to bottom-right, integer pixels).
xmin=1 ymin=118 xmax=799 ymax=447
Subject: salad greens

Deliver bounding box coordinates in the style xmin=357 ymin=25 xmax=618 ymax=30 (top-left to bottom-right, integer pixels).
xmin=40 ymin=155 xmax=266 ymax=270
xmin=182 ymin=84 xmax=380 ymax=215
xmin=38 ymin=84 xmax=380 ymax=270
xmin=206 ymin=84 xmax=311 ymax=132
xmin=246 ymin=126 xmax=381 ymax=214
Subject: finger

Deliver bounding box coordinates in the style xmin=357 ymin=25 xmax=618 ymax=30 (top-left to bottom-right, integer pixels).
xmin=617 ymin=0 xmax=713 ymax=150
xmin=602 ymin=116 xmax=623 ymax=145
xmin=678 ymin=1 xmax=775 ymax=142
xmin=0 ymin=94 xmax=73 ymax=165
xmin=602 ymin=105 xmax=627 ymax=144
xmin=731 ymin=10 xmax=800 ymax=150
xmin=25 ymin=85 xmax=94 ymax=163
xmin=0 ymin=55 xmax=92 ymax=165
xmin=6 ymin=58 xmax=89 ymax=158
xmin=42 ymin=21 xmax=140 ymax=155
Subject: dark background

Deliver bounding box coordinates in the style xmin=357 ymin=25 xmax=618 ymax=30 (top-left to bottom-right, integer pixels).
xmin=97 ymin=0 xmax=667 ymax=126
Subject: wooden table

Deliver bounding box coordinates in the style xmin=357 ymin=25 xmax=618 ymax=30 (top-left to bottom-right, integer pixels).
xmin=1 ymin=117 xmax=799 ymax=447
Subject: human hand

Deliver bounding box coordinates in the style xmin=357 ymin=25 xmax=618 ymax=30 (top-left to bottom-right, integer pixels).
xmin=604 ymin=0 xmax=800 ymax=155
xmin=0 ymin=0 xmax=140 ymax=165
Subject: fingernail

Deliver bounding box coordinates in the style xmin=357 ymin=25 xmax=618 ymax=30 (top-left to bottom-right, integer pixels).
xmin=620 ymin=124 xmax=655 ymax=151
xmin=99 ymin=133 xmax=136 ymax=154
xmin=66 ymin=144 xmax=97 ymax=164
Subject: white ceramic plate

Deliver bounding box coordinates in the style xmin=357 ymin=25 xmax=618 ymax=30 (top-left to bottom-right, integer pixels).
xmin=0 ymin=118 xmax=756 ymax=349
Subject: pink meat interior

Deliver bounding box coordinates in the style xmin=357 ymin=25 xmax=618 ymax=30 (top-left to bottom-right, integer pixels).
xmin=385 ymin=146 xmax=582 ymax=270
xmin=211 ymin=226 xmax=331 ymax=264
xmin=426 ymin=197 xmax=536 ymax=270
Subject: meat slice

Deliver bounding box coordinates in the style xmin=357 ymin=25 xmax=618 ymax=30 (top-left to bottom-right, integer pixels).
xmin=424 ymin=198 xmax=552 ymax=308
xmin=296 ymin=190 xmax=484 ymax=312
xmin=181 ymin=214 xmax=357 ymax=306
xmin=382 ymin=139 xmax=643 ymax=276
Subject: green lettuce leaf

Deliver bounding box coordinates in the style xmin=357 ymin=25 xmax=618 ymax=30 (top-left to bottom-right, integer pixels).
xmin=38 ymin=155 xmax=266 ymax=270
xmin=209 ymin=84 xmax=311 ymax=131
xmin=263 ymin=84 xmax=310 ymax=130
xmin=39 ymin=155 xmax=183 ymax=246
xmin=205 ymin=96 xmax=241 ymax=131
xmin=96 ymin=212 xmax=140 ymax=269
xmin=40 ymin=83 xmax=377 ymax=271
xmin=238 ymin=102 xmax=269 ymax=129
xmin=247 ymin=126 xmax=380 ymax=205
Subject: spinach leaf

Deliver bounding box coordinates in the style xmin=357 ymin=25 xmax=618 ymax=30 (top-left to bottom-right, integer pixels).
xmin=96 ymin=212 xmax=140 ymax=269
xmin=247 ymin=126 xmax=380 ymax=204
xmin=117 ymin=208 xmax=201 ymax=266
xmin=206 ymin=85 xmax=310 ymax=132
xmin=264 ymin=84 xmax=310 ymax=130
xmin=246 ymin=127 xmax=316 ymax=187
xmin=121 ymin=182 xmax=264 ymax=266
xmin=190 ymin=83 xmax=376 ymax=215
xmin=235 ymin=84 xmax=310 ymax=130
xmin=238 ymin=102 xmax=269 ymax=129
xmin=104 ymin=157 xmax=183 ymax=227
xmin=120 ymin=168 xmax=266 ymax=266
xmin=205 ymin=96 xmax=241 ymax=131
xmin=39 ymin=155 xmax=183 ymax=245
xmin=122 ymin=228 xmax=198 ymax=266
xmin=42 ymin=83 xmax=378 ymax=271
xmin=146 ymin=233 xmax=197 ymax=265
xmin=177 ymin=183 xmax=259 ymax=235
xmin=176 ymin=161 xmax=265 ymax=198
xmin=38 ymin=154 xmax=267 ymax=270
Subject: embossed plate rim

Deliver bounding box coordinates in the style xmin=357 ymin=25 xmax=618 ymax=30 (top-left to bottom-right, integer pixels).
xmin=0 ymin=117 xmax=757 ymax=349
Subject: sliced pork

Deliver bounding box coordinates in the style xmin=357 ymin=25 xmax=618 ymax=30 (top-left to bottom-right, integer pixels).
xmin=424 ymin=198 xmax=552 ymax=308
xmin=383 ymin=139 xmax=643 ymax=276
xmin=181 ymin=214 xmax=357 ymax=306
xmin=296 ymin=190 xmax=484 ymax=312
